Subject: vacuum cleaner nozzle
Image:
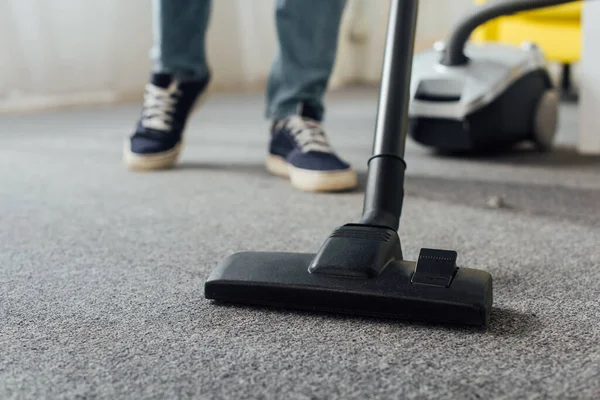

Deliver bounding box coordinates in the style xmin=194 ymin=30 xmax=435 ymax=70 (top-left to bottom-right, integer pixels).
xmin=205 ymin=225 xmax=493 ymax=327
xmin=204 ymin=0 xmax=494 ymax=329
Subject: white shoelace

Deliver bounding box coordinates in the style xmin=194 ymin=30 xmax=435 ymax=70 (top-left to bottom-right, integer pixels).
xmin=280 ymin=115 xmax=333 ymax=154
xmin=141 ymin=81 xmax=180 ymax=131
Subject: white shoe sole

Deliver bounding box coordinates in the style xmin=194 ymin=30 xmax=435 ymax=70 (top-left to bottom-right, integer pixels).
xmin=123 ymin=140 xmax=182 ymax=171
xmin=266 ymin=154 xmax=358 ymax=192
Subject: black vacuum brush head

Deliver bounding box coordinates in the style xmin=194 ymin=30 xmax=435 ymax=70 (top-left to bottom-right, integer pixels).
xmin=205 ymin=225 xmax=493 ymax=327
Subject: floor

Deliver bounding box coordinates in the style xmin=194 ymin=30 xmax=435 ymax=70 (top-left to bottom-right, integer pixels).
xmin=1 ymin=87 xmax=599 ymax=399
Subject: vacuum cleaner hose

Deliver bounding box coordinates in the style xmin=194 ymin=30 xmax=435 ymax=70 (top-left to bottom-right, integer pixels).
xmin=441 ymin=0 xmax=581 ymax=66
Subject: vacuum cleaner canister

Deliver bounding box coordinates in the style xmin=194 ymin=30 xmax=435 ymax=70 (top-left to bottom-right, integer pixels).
xmin=408 ymin=41 xmax=559 ymax=153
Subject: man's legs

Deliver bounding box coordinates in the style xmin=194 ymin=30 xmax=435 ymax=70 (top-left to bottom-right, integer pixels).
xmin=265 ymin=0 xmax=358 ymax=192
xmin=124 ymin=0 xmax=212 ymax=170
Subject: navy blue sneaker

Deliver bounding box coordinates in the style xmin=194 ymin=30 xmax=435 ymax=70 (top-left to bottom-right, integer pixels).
xmin=124 ymin=73 xmax=208 ymax=170
xmin=266 ymin=115 xmax=357 ymax=192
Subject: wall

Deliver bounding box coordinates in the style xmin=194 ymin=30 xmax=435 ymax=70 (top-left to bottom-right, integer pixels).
xmin=0 ymin=0 xmax=474 ymax=113
xmin=579 ymin=0 xmax=600 ymax=154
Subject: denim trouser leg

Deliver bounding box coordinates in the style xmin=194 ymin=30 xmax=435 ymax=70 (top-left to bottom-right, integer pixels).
xmin=150 ymin=0 xmax=212 ymax=81
xmin=266 ymin=0 xmax=347 ymax=122
xmin=151 ymin=0 xmax=346 ymax=119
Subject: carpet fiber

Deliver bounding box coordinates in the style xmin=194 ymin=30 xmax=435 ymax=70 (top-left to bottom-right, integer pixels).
xmin=1 ymin=88 xmax=599 ymax=399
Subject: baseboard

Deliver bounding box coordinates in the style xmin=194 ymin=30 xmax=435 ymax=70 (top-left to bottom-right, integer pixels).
xmin=0 ymin=91 xmax=120 ymax=115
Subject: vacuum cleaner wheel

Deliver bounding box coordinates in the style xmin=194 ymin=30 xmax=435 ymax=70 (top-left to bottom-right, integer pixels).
xmin=532 ymin=88 xmax=559 ymax=151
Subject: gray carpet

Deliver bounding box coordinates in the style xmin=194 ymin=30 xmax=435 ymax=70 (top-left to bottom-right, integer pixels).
xmin=1 ymin=87 xmax=599 ymax=399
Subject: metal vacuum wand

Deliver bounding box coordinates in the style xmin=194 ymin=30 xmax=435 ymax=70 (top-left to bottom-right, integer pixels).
xmin=360 ymin=0 xmax=418 ymax=231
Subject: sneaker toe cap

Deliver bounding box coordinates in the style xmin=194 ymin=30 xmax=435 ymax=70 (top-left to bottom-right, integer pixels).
xmin=129 ymin=134 xmax=179 ymax=154
xmin=287 ymin=150 xmax=351 ymax=172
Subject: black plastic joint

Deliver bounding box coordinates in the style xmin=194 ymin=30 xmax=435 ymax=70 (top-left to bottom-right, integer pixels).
xmin=411 ymin=248 xmax=457 ymax=287
xmin=308 ymin=224 xmax=403 ymax=279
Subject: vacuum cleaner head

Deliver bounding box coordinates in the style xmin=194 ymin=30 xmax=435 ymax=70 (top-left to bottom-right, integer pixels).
xmin=408 ymin=42 xmax=559 ymax=152
xmin=205 ymin=0 xmax=494 ymax=329
xmin=205 ymin=224 xmax=493 ymax=327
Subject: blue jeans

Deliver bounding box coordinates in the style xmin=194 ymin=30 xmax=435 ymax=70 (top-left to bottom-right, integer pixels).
xmin=151 ymin=0 xmax=346 ymax=121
